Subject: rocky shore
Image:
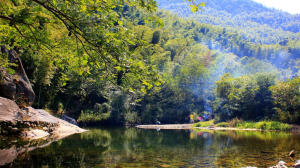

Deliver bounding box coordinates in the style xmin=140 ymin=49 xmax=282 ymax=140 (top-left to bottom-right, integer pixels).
xmin=0 ymin=97 xmax=87 ymax=139
xmin=0 ymin=46 xmax=86 ymax=139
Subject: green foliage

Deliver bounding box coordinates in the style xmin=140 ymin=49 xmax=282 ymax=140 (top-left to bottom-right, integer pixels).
xmin=270 ymin=77 xmax=300 ymax=124
xmin=77 ymin=103 xmax=112 ymax=124
xmin=215 ymin=119 xmax=292 ymax=131
xmin=214 ymin=73 xmax=276 ymax=121
xmin=193 ymin=120 xmax=214 ymax=127
xmin=241 ymin=121 xmax=292 ymax=131
xmin=215 ymin=122 xmax=230 ymax=127
xmin=77 ymin=110 xmax=111 ymax=124
xmin=2 ymin=0 xmax=300 ymax=126
xmin=157 ymin=0 xmax=300 ymax=43
xmin=0 ymin=53 xmax=16 ymax=74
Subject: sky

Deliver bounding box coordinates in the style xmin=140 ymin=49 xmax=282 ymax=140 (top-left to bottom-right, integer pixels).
xmin=252 ymin=0 xmax=300 ymax=14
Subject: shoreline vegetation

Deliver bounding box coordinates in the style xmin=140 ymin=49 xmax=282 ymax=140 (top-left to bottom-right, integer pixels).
xmin=192 ymin=119 xmax=293 ymax=131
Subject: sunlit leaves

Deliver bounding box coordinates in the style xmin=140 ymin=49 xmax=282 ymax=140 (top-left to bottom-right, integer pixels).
xmin=270 ymin=77 xmax=300 ymax=124
xmin=186 ymin=0 xmax=206 ymax=12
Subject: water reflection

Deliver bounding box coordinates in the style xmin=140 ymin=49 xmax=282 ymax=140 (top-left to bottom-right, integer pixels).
xmin=0 ymin=128 xmax=300 ymax=167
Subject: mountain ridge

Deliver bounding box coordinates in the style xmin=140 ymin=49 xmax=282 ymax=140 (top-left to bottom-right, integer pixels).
xmin=156 ymin=0 xmax=300 ymax=44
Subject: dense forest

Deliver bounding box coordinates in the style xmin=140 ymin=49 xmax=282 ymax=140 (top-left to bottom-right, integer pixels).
xmin=156 ymin=0 xmax=300 ymax=44
xmin=1 ymin=0 xmax=300 ymax=125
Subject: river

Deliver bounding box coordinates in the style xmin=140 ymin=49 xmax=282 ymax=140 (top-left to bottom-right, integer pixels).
xmin=0 ymin=127 xmax=299 ymax=167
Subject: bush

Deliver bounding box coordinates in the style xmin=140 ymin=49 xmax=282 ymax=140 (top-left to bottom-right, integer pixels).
xmin=214 ymin=120 xmax=291 ymax=131
xmin=255 ymin=121 xmax=266 ymax=129
xmin=264 ymin=121 xmax=291 ymax=131
xmin=193 ymin=120 xmax=214 ymax=127
xmin=253 ymin=121 xmax=291 ymax=130
xmin=244 ymin=122 xmax=255 ymax=128
xmin=78 ymin=108 xmax=111 ymax=124
xmin=229 ymin=118 xmax=243 ymax=127
xmin=216 ymin=122 xmax=230 ymax=127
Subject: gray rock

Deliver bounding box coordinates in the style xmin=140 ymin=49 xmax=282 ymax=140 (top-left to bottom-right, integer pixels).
xmin=0 ymin=97 xmax=24 ymax=122
xmin=292 ymin=160 xmax=300 ymax=168
xmin=62 ymin=115 xmax=79 ymax=126
xmin=0 ymin=46 xmax=35 ymax=106
xmin=270 ymin=161 xmax=288 ymax=168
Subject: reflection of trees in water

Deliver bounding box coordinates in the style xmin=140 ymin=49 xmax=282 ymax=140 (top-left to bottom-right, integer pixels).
xmin=208 ymin=131 xmax=300 ymax=167
xmin=2 ymin=128 xmax=300 ymax=167
xmin=81 ymin=128 xmax=112 ymax=149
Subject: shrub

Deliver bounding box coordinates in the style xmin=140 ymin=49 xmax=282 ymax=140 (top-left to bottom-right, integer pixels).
xmin=216 ymin=122 xmax=230 ymax=127
xmin=78 ymin=108 xmax=111 ymax=124
xmin=244 ymin=122 xmax=255 ymax=128
xmin=255 ymin=121 xmax=266 ymax=129
xmin=228 ymin=118 xmax=243 ymax=127
xmin=193 ymin=120 xmax=214 ymax=127
xmin=253 ymin=121 xmax=291 ymax=131
xmin=214 ymin=120 xmax=291 ymax=131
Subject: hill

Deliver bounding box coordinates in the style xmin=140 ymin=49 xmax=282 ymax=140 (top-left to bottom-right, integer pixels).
xmin=156 ymin=0 xmax=300 ymax=44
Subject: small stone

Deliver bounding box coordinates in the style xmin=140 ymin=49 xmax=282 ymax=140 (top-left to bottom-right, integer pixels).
xmin=24 ymin=122 xmax=30 ymax=127
xmin=23 ymin=107 xmax=29 ymax=112
xmin=42 ymin=127 xmax=48 ymax=131
xmin=10 ymin=121 xmax=17 ymax=126
xmin=49 ymin=127 xmax=55 ymax=132
xmin=10 ymin=128 xmax=18 ymax=133
xmin=7 ymin=126 xmax=12 ymax=130
xmin=276 ymin=161 xmax=288 ymax=168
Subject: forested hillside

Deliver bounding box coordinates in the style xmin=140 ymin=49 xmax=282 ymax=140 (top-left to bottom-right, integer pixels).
xmin=1 ymin=0 xmax=300 ymax=125
xmin=156 ymin=0 xmax=300 ymax=44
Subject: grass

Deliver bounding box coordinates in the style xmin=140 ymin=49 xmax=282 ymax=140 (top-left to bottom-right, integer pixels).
xmin=215 ymin=119 xmax=292 ymax=131
xmin=77 ymin=110 xmax=111 ymax=123
xmin=216 ymin=122 xmax=230 ymax=127
xmin=193 ymin=120 xmax=214 ymax=127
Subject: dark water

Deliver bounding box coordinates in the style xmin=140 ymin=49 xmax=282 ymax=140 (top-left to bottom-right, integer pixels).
xmin=1 ymin=127 xmax=300 ymax=168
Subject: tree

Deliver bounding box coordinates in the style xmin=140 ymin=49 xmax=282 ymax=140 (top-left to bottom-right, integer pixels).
xmin=270 ymin=77 xmax=300 ymax=124
xmin=214 ymin=73 xmax=276 ymax=121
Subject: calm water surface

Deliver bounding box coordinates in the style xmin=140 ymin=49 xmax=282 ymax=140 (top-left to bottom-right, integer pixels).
xmin=0 ymin=127 xmax=300 ymax=167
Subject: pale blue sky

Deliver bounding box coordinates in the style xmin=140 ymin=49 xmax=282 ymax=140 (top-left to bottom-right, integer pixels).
xmin=252 ymin=0 xmax=300 ymax=14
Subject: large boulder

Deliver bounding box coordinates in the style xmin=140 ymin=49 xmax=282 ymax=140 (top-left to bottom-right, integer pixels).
xmin=0 ymin=46 xmax=35 ymax=107
xmin=0 ymin=97 xmax=24 ymax=122
xmin=0 ymin=97 xmax=24 ymax=135
xmin=0 ymin=98 xmax=87 ymax=136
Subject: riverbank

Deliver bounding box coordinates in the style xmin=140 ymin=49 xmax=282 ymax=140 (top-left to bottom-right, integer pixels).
xmin=136 ymin=123 xmax=300 ymax=131
xmin=0 ymin=97 xmax=87 ymax=139
xmin=192 ymin=119 xmax=296 ymax=131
